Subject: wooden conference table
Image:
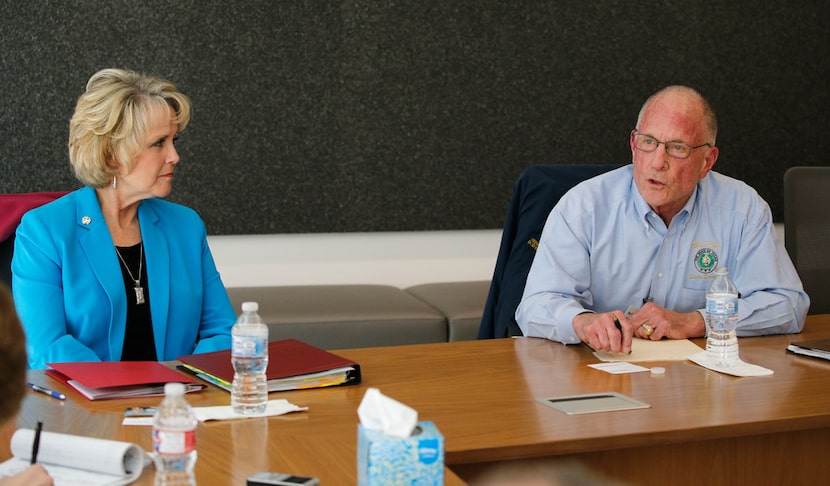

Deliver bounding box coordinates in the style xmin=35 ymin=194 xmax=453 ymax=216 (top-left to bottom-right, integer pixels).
xmin=17 ymin=314 xmax=830 ymax=485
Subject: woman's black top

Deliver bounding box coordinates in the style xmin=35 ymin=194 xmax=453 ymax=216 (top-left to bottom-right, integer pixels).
xmin=115 ymin=242 xmax=157 ymax=361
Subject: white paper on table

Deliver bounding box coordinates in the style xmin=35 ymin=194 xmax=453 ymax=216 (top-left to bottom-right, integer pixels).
xmin=122 ymin=400 xmax=308 ymax=425
xmin=687 ymin=351 xmax=774 ymax=377
xmin=193 ymin=399 xmax=307 ymax=421
xmin=588 ymin=362 xmax=651 ymax=374
xmin=122 ymin=417 xmax=154 ymax=426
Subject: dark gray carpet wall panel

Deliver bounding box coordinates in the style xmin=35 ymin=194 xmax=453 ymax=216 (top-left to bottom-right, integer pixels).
xmin=1 ymin=2 xmax=827 ymax=234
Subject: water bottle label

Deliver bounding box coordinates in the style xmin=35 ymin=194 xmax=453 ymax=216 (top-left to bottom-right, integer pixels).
xmin=232 ymin=335 xmax=267 ymax=357
xmin=706 ymin=295 xmax=738 ymax=316
xmin=153 ymin=428 xmax=196 ymax=455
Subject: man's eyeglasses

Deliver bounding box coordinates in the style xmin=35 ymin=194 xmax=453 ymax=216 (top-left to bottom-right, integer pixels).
xmin=632 ymin=132 xmax=712 ymax=160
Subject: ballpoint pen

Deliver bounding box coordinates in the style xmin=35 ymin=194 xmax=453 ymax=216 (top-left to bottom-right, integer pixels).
xmin=612 ymin=314 xmax=632 ymax=354
xmin=31 ymin=421 xmax=42 ymax=465
xmin=27 ymin=382 xmax=66 ymax=401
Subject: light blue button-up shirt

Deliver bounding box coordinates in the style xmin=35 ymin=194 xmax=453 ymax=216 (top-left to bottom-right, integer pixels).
xmin=516 ymin=165 xmax=809 ymax=344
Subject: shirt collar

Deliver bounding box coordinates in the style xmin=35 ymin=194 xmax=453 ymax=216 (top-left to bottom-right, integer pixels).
xmin=631 ymin=179 xmax=700 ymax=232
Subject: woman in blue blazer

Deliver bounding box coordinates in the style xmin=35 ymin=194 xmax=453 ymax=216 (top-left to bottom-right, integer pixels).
xmin=12 ymin=69 xmax=235 ymax=369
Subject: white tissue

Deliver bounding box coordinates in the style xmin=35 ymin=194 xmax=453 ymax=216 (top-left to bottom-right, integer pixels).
xmin=194 ymin=399 xmax=308 ymax=421
xmin=688 ymin=351 xmax=774 ymax=377
xmin=357 ymin=388 xmax=418 ymax=438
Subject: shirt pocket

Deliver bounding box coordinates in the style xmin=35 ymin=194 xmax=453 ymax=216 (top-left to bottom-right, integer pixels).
xmin=677 ymin=285 xmax=707 ymax=312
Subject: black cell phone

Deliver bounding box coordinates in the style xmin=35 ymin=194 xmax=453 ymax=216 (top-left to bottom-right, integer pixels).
xmin=247 ymin=472 xmax=320 ymax=486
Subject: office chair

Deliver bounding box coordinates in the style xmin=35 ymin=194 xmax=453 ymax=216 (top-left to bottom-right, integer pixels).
xmin=784 ymin=166 xmax=830 ymax=315
xmin=478 ymin=164 xmax=620 ymax=338
xmin=0 ymin=191 xmax=68 ymax=288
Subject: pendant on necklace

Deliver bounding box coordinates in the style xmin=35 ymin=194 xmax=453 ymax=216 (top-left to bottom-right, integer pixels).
xmin=134 ymin=281 xmax=145 ymax=305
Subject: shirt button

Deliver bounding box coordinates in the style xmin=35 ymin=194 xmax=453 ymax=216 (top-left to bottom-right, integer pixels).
xmin=658 ymin=272 xmax=664 ymax=278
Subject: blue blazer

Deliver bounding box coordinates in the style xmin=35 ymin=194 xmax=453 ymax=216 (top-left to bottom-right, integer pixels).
xmin=12 ymin=187 xmax=235 ymax=369
xmin=478 ymin=164 xmax=619 ymax=339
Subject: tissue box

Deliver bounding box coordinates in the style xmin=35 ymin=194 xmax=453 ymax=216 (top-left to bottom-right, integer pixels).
xmin=357 ymin=421 xmax=444 ymax=486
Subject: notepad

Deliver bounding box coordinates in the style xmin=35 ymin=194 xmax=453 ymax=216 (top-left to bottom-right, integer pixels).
xmin=593 ymin=337 xmax=704 ymax=362
xmin=0 ymin=428 xmax=146 ymax=485
xmin=45 ymin=361 xmax=204 ymax=400
xmin=177 ymin=338 xmax=362 ymax=392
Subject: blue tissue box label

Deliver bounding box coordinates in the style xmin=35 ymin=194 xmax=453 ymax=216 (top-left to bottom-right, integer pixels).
xmin=418 ymin=438 xmax=440 ymax=465
xmin=357 ymin=421 xmax=444 ymax=486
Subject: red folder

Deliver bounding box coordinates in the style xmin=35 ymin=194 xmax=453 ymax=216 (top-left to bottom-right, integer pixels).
xmin=177 ymin=339 xmax=362 ymax=392
xmin=46 ymin=361 xmax=204 ymax=400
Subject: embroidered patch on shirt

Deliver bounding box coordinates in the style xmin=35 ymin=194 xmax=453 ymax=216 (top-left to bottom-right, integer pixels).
xmin=694 ymin=247 xmax=719 ymax=274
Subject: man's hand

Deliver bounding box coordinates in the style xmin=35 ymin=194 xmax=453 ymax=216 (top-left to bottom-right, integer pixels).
xmin=628 ymin=302 xmax=706 ymax=340
xmin=573 ymin=311 xmax=633 ymax=354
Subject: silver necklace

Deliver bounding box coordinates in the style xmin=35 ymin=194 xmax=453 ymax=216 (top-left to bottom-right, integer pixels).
xmin=115 ymin=243 xmax=145 ymax=305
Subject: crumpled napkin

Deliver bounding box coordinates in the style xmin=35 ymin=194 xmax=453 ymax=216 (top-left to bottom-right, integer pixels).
xmin=193 ymin=399 xmax=308 ymax=421
xmin=357 ymin=387 xmax=418 ymax=438
xmin=688 ymin=351 xmax=773 ymax=377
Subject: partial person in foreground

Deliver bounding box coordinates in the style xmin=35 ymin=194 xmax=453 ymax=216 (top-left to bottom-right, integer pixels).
xmin=516 ymin=85 xmax=809 ymax=353
xmin=0 ymin=283 xmax=53 ymax=485
xmin=472 ymin=459 xmax=628 ymax=486
xmin=13 ymin=68 xmax=235 ymax=369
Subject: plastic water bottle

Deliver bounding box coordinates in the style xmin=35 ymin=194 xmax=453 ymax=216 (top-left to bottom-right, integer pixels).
xmin=705 ymin=267 xmax=740 ymax=367
xmin=152 ymin=382 xmax=197 ymax=485
xmin=231 ymin=301 xmax=269 ymax=414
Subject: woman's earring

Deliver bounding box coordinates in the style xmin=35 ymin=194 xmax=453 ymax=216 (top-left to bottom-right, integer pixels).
xmin=112 ymin=176 xmax=117 ymax=190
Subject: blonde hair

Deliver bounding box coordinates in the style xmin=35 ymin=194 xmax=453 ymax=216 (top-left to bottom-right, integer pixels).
xmin=0 ymin=283 xmax=27 ymax=423
xmin=68 ymin=68 xmax=191 ymax=187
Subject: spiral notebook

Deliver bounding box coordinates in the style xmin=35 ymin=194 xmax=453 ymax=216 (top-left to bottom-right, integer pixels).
xmin=0 ymin=429 xmax=146 ymax=485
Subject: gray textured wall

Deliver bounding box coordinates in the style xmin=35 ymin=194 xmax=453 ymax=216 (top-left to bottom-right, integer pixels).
xmin=1 ymin=2 xmax=827 ymax=234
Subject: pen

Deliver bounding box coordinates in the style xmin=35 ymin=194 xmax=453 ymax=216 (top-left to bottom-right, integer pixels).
xmin=612 ymin=314 xmax=632 ymax=355
xmin=27 ymin=382 xmax=66 ymax=401
xmin=31 ymin=421 xmax=42 ymax=465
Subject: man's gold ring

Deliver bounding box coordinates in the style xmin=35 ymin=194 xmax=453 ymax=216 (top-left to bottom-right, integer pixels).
xmin=640 ymin=323 xmax=654 ymax=337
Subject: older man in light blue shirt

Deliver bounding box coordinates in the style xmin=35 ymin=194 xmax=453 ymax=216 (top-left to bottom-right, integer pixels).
xmin=516 ymin=86 xmax=809 ymax=353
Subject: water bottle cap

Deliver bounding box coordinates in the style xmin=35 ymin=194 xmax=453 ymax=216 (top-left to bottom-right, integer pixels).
xmin=241 ymin=301 xmax=259 ymax=312
xmin=164 ymin=382 xmax=185 ymax=396
xmin=715 ymin=267 xmax=728 ymax=275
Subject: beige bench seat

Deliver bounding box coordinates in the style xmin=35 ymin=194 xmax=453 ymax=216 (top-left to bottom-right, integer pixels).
xmin=226 ymin=284 xmax=448 ymax=350
xmin=404 ymin=281 xmax=490 ymax=342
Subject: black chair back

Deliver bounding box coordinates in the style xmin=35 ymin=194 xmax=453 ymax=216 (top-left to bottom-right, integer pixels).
xmin=784 ymin=166 xmax=830 ymax=315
